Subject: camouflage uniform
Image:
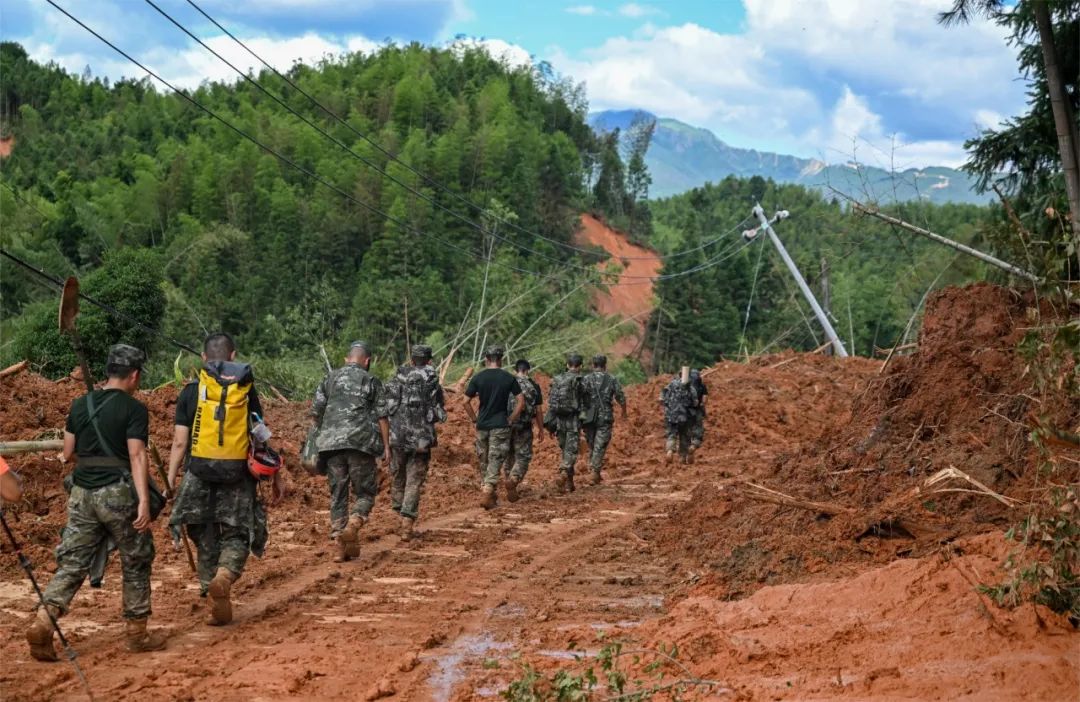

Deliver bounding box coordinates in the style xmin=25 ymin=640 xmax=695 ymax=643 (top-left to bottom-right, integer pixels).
xmin=503 ymin=378 xmax=540 ymax=481
xmin=550 ymin=369 xmax=588 ymax=483
xmin=311 ymin=362 xmax=388 ymax=536
xmin=386 ymin=357 xmax=446 ymax=519
xmin=581 ymin=370 xmax=626 ymax=476
xmin=170 ymin=472 xmax=267 ymax=592
xmin=660 ymin=378 xmax=699 ymax=460
xmin=45 ymin=478 xmax=154 ymax=619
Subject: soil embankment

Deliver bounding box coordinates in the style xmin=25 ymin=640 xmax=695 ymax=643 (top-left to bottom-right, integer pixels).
xmin=0 ymin=283 xmax=1076 ymax=700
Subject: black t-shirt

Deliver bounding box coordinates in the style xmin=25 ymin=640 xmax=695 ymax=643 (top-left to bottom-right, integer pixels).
xmin=465 ymin=368 xmax=521 ymax=430
xmin=65 ymin=388 xmax=150 ymax=488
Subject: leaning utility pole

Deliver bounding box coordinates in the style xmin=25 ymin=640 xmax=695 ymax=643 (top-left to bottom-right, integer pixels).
xmin=745 ymin=205 xmax=849 ymax=357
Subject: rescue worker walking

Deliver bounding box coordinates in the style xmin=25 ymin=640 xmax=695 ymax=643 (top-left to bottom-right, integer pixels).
xmin=168 ymin=333 xmax=285 ymax=626
xmin=311 ymin=341 xmax=390 ymax=562
xmin=545 ymin=354 xmax=588 ymax=493
xmin=385 ymin=344 xmax=446 ymax=540
xmin=27 ymin=344 xmax=166 ymax=660
xmin=580 ymin=354 xmax=626 ymax=484
xmin=502 ymin=359 xmax=543 ymax=501
xmin=660 ymin=373 xmax=699 ymax=464
xmin=464 ymin=345 xmax=523 ymax=510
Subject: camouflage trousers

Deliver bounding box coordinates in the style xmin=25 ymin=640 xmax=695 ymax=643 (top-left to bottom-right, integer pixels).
xmin=185 ymin=522 xmax=250 ymax=595
xmin=556 ymin=417 xmax=582 ymax=479
xmin=43 ymin=479 xmax=155 ymax=620
xmin=665 ymin=421 xmax=693 ymax=458
xmin=475 ymin=427 xmax=512 ymax=487
xmin=582 ymin=422 xmax=613 ymax=474
xmin=325 ymin=449 xmax=378 ymax=536
xmin=502 ymin=424 xmax=534 ymax=482
xmin=690 ymin=410 xmax=706 ymax=448
xmin=390 ymin=449 xmax=430 ymax=519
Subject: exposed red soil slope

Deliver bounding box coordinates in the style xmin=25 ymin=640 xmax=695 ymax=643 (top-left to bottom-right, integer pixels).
xmin=0 ymin=136 xmax=13 ymax=159
xmin=574 ymin=214 xmax=661 ymax=357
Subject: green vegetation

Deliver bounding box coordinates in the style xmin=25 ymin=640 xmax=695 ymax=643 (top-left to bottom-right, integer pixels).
xmin=0 ymin=41 xmax=641 ymax=388
xmin=646 ymin=177 xmax=991 ymax=371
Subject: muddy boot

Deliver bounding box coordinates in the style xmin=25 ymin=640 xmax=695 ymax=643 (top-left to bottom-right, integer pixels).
xmin=335 ymin=515 xmax=364 ymax=562
xmin=125 ymin=618 xmax=167 ymax=653
xmin=505 ymin=478 xmax=520 ymax=503
xmin=207 ymin=568 xmax=237 ymax=626
xmin=567 ymin=475 xmax=576 ymax=493
xmin=554 ymin=472 xmax=568 ymax=494
xmin=480 ymin=484 xmax=497 ymax=510
xmin=590 ymin=470 xmax=602 ymax=486
xmin=664 ymin=450 xmax=675 ymax=465
xmin=26 ymin=605 xmax=60 ymax=662
xmin=400 ymin=516 xmax=415 ymax=542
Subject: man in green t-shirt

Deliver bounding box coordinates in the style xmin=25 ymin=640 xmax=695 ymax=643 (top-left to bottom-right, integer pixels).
xmin=26 ymin=344 xmax=166 ymax=661
xmin=464 ymin=345 xmax=523 ymax=509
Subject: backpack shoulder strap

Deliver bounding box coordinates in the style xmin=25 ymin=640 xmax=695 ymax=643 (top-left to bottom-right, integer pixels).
xmin=84 ymin=392 xmax=121 ymax=460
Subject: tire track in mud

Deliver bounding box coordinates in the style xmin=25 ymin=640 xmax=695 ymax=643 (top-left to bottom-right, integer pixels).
xmin=8 ymin=471 xmax=693 ymax=701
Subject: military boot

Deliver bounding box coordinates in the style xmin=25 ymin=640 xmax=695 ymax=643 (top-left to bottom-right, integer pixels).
xmin=664 ymin=450 xmax=675 ymax=465
xmin=554 ymin=472 xmax=568 ymax=494
xmin=125 ymin=618 xmax=167 ymax=653
xmin=335 ymin=515 xmax=364 ymax=562
xmin=686 ymin=447 xmax=696 ymax=465
xmin=207 ymin=567 xmax=237 ymax=626
xmin=567 ymin=474 xmax=576 ymax=493
xmin=480 ymin=484 xmax=497 ymax=510
xmin=505 ymin=478 xmax=520 ymax=503
xmin=26 ymin=605 xmax=61 ymax=662
xmin=590 ymin=469 xmax=602 ymax=486
xmin=400 ymin=516 xmax=415 ymax=542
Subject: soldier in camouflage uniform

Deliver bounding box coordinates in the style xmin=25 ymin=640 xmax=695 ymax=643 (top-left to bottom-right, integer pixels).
xmin=547 ymin=354 xmax=588 ymax=494
xmin=464 ymin=345 xmax=523 ymax=510
xmin=27 ymin=344 xmax=166 ymax=661
xmin=385 ymin=344 xmax=446 ymax=540
xmin=660 ymin=375 xmax=699 ymax=464
xmin=580 ymin=355 xmax=627 ymax=485
xmin=501 ymin=359 xmax=544 ymax=502
xmin=168 ymin=333 xmax=285 ymax=626
xmin=311 ymin=341 xmax=390 ymax=562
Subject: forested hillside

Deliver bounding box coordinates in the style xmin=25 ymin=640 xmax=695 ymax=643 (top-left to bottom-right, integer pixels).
xmin=0 ymin=41 xmax=642 ymax=389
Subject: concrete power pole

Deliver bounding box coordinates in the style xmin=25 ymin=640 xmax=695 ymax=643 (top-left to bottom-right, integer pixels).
xmin=745 ymin=205 xmax=849 ymax=357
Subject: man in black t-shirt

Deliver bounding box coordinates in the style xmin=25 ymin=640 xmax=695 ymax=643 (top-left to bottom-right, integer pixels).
xmin=464 ymin=345 xmax=523 ymax=510
xmin=167 ymin=333 xmax=284 ymax=626
xmin=27 ymin=344 xmax=166 ymax=661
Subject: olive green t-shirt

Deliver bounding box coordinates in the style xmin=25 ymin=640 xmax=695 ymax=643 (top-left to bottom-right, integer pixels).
xmin=65 ymin=389 xmax=150 ymax=489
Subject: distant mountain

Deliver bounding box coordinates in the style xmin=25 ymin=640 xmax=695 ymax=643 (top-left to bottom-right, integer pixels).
xmin=589 ymin=110 xmax=990 ymax=205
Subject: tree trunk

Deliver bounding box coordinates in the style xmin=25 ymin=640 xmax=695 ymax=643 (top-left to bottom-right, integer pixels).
xmin=1033 ymin=0 xmax=1080 ymax=252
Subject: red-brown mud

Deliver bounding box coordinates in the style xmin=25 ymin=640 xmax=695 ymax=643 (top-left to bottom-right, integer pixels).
xmin=1 ymin=283 xmax=1077 ymax=701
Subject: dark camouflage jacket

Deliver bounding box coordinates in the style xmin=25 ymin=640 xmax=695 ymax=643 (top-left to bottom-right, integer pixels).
xmin=581 ymin=371 xmax=626 ymax=425
xmin=660 ymin=378 xmax=698 ymax=426
xmin=312 ymin=364 xmax=388 ymax=456
xmin=386 ymin=364 xmax=446 ymax=452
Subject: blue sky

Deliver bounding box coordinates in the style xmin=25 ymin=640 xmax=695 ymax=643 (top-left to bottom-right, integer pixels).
xmin=3 ymin=0 xmax=1027 ymax=168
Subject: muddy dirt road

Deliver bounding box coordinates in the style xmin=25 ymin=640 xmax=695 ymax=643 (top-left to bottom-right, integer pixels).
xmin=2 ymin=286 xmax=1078 ymax=700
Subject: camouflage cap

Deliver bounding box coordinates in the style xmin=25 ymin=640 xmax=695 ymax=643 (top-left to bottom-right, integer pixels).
xmin=349 ymin=340 xmax=372 ymax=355
xmin=410 ymin=344 xmax=433 ymax=359
xmin=689 ymin=368 xmax=701 ymax=378
xmin=592 ymin=354 xmax=607 ymax=367
xmin=107 ymin=343 xmax=146 ymax=370
xmin=566 ymin=353 xmax=584 ymax=367
xmin=484 ymin=344 xmax=505 ymax=358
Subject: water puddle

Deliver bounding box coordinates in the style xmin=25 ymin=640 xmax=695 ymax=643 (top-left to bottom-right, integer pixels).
xmin=425 ymin=633 xmax=513 ymax=702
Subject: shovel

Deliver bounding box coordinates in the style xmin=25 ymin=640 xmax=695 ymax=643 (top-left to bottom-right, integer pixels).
xmin=58 ymin=277 xmax=95 ymax=394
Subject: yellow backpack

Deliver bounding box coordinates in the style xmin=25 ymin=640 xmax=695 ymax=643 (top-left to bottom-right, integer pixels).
xmin=190 ymin=363 xmax=252 ymax=461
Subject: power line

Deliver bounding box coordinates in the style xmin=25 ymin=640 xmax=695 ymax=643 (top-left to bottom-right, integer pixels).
xmin=182 ymin=0 xmax=718 ymax=264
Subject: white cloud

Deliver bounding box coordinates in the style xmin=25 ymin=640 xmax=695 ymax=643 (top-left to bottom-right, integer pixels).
xmin=555 ymin=0 xmax=1027 ymax=167
xmin=566 ymin=5 xmax=600 ymax=16
xmin=453 ymin=38 xmax=533 ymax=69
xmin=618 ymin=3 xmax=661 ymax=18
